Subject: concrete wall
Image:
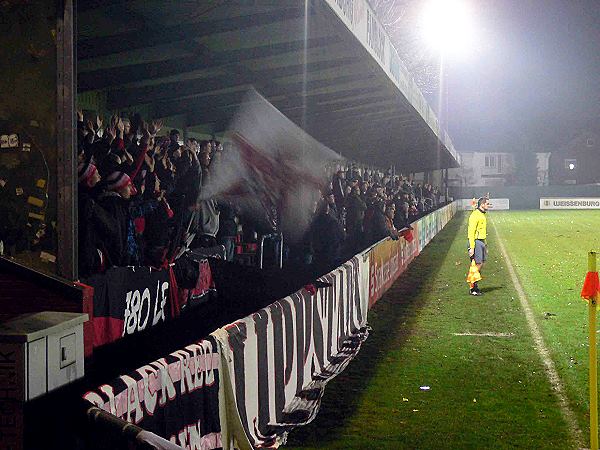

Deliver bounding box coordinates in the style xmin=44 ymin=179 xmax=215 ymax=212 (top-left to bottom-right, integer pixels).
xmin=450 ymin=185 xmax=600 ymax=209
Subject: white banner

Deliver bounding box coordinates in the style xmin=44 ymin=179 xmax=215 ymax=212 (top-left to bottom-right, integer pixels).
xmin=540 ymin=198 xmax=600 ymax=209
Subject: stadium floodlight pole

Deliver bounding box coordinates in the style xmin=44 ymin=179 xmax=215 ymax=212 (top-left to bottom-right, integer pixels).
xmin=421 ymin=0 xmax=476 ymax=132
xmin=582 ymin=251 xmax=599 ymax=450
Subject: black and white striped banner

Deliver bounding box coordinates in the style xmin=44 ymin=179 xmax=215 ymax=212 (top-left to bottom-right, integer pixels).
xmin=214 ymin=256 xmax=370 ymax=448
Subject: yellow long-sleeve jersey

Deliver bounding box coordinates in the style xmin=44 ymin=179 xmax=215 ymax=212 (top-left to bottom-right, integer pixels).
xmin=468 ymin=208 xmax=487 ymax=249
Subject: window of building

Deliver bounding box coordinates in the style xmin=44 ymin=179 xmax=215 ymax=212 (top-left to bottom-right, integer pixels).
xmin=587 ymin=138 xmax=594 ymax=147
xmin=565 ymin=159 xmax=577 ymax=171
xmin=485 ymin=155 xmax=496 ymax=168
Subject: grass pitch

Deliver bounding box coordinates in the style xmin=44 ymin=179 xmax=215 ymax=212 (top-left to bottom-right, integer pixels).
xmin=493 ymin=210 xmax=600 ymax=440
xmin=286 ymin=210 xmax=600 ymax=449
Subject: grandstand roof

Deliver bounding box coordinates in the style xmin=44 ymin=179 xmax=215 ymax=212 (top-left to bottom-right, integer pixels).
xmin=78 ymin=0 xmax=460 ymax=172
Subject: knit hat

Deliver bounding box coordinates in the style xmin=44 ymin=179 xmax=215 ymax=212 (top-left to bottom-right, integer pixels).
xmin=78 ymin=161 xmax=97 ymax=186
xmin=105 ymin=171 xmax=136 ymax=195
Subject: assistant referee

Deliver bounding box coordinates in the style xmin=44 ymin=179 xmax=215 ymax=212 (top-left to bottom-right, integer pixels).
xmin=467 ymin=197 xmax=490 ymax=295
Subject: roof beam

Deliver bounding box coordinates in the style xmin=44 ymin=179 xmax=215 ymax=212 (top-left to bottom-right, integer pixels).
xmin=306 ymin=117 xmax=421 ymax=146
xmin=273 ymin=72 xmax=377 ymax=95
xmin=106 ymin=57 xmax=360 ymax=109
xmin=77 ymin=0 xmax=129 ymax=12
xmin=152 ymin=71 xmax=374 ymax=120
xmin=153 ymin=90 xmax=248 ymax=120
xmin=284 ymin=99 xmax=397 ymax=122
xmin=180 ymin=85 xmax=382 ymax=129
xmin=281 ymin=97 xmax=393 ymax=121
xmin=78 ymin=7 xmax=309 ymax=60
xmin=78 ymin=36 xmax=340 ymax=91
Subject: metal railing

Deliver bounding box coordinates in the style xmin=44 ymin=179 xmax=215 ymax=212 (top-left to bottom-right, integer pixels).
xmin=259 ymin=233 xmax=283 ymax=269
xmin=84 ymin=404 xmax=180 ymax=450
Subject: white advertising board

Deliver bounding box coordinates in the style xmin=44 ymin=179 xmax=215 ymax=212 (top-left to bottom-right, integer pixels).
xmin=460 ymin=198 xmax=510 ymax=210
xmin=540 ymin=198 xmax=600 ymax=209
xmin=488 ymin=198 xmax=510 ymax=210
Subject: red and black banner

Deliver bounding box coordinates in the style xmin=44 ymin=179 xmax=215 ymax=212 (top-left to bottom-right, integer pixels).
xmin=84 ymin=266 xmax=174 ymax=349
xmin=83 ymin=336 xmax=223 ymax=449
xmin=83 ymin=258 xmax=216 ymax=350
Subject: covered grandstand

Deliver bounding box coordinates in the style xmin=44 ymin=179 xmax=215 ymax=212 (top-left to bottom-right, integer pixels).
xmin=0 ymin=1 xmax=461 ymax=449
xmin=77 ymin=0 xmax=459 ymax=172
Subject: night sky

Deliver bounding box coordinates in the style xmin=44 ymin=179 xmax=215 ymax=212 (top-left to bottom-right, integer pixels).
xmin=432 ymin=0 xmax=600 ymax=153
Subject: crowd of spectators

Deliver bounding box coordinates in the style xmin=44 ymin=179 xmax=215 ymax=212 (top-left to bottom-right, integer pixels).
xmin=76 ymin=111 xmax=448 ymax=278
xmin=308 ymin=165 xmax=447 ymax=267
xmin=76 ymin=112 xmax=232 ymax=278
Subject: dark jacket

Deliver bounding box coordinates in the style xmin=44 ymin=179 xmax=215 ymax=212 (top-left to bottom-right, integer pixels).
xmin=96 ymin=191 xmax=131 ymax=267
xmin=143 ymin=198 xmax=174 ymax=266
xmin=332 ymin=176 xmax=346 ymax=208
xmin=345 ymin=193 xmax=367 ymax=235
xmin=217 ymin=201 xmax=237 ymax=238
xmin=172 ymin=154 xmax=201 ymax=212
xmin=311 ymin=207 xmax=346 ymax=267
xmin=365 ymin=206 xmax=389 ymax=245
xmin=78 ymin=189 xmax=118 ymax=277
xmin=155 ymin=158 xmax=176 ymax=196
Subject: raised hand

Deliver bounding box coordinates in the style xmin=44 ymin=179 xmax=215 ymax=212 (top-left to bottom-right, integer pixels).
xmin=105 ymin=126 xmax=116 ymax=143
xmin=123 ymin=148 xmax=134 ymax=165
xmin=148 ymin=119 xmax=163 ymax=136
xmin=141 ymin=127 xmax=151 ymax=145
xmin=144 ymin=153 xmax=155 ymax=172
xmin=116 ymin=118 xmax=125 ymax=139
xmin=156 ymin=135 xmax=170 ymax=151
xmin=85 ymin=119 xmax=95 ymax=134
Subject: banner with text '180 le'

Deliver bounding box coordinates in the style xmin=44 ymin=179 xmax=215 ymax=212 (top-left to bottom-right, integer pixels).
xmin=82 ymin=336 xmax=223 ymax=449
xmin=84 ymin=266 xmax=174 ymax=349
xmin=214 ymin=255 xmax=370 ymax=449
xmin=83 ymin=260 xmax=214 ymax=351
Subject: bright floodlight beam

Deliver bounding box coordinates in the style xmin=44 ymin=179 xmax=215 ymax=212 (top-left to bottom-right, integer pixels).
xmin=421 ymin=0 xmax=475 ymax=56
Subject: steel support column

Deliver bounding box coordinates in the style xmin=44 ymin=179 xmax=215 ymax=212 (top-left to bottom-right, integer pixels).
xmin=56 ymin=0 xmax=77 ymax=280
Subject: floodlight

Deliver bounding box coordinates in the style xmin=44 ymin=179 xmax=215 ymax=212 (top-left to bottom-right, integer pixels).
xmin=569 ymin=163 xmax=575 ymax=170
xmin=421 ymin=0 xmax=475 ymax=56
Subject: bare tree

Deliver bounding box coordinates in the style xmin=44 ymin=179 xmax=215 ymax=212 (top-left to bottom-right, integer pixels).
xmin=369 ymin=0 xmax=439 ymax=94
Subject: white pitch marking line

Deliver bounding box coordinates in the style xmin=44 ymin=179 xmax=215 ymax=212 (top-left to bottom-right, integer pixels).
xmin=491 ymin=220 xmax=584 ymax=448
xmin=453 ymin=332 xmax=514 ymax=337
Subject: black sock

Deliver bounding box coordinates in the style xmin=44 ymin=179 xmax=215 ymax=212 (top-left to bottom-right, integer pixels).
xmin=473 ymin=282 xmax=479 ymax=291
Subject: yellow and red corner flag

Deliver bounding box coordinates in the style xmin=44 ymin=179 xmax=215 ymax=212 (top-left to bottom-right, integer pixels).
xmin=582 ymin=271 xmax=600 ymax=301
xmin=466 ymin=260 xmax=482 ymax=285
xmin=582 ymin=251 xmax=599 ymax=301
xmin=582 ymin=251 xmax=599 ymax=450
